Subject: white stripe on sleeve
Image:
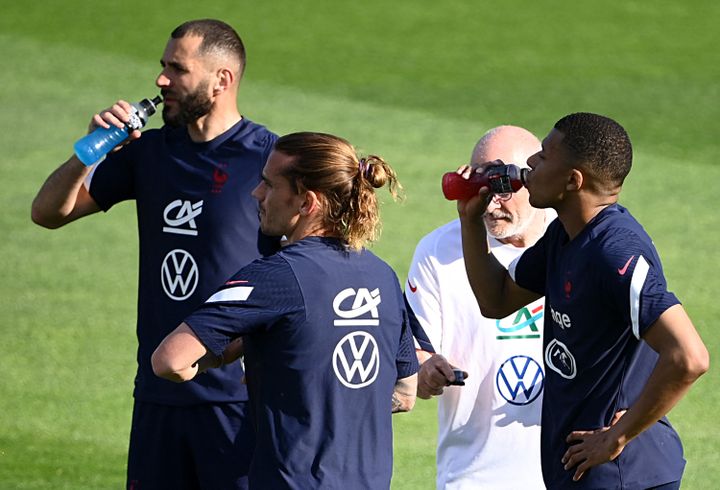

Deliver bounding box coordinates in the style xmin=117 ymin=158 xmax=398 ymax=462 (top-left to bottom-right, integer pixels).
xmin=630 ymin=255 xmax=650 ymax=339
xmin=206 ymin=286 xmax=254 ymax=303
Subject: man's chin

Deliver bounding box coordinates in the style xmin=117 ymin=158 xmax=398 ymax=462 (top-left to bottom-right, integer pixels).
xmin=485 ymin=221 xmax=513 ymax=239
xmin=259 ymin=224 xmax=283 ymax=238
xmin=162 ymin=108 xmax=182 ymax=127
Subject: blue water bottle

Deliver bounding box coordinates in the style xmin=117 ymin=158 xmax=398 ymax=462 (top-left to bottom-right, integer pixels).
xmin=74 ymin=96 xmax=162 ymax=166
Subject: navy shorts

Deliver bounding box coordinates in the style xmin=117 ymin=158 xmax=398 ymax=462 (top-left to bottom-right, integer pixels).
xmin=127 ymin=400 xmax=254 ymax=490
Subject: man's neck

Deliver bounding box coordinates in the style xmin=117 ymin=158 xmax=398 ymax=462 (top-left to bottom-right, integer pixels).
xmin=557 ymin=193 xmax=617 ymax=240
xmin=187 ymin=105 xmax=242 ymax=143
xmin=285 ymin=217 xmax=338 ymax=246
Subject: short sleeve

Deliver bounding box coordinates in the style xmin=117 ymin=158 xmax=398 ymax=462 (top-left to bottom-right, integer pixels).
xmin=86 ymin=139 xmax=140 ymax=211
xmin=184 ymin=256 xmax=304 ymax=356
xmin=511 ymin=232 xmax=548 ymax=296
xmin=260 ymin=131 xmax=278 ymax=163
xmin=396 ymin=292 xmax=420 ymax=378
xmin=598 ymin=229 xmax=679 ymax=339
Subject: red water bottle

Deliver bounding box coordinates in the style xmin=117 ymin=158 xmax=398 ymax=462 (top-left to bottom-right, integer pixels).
xmin=442 ymin=164 xmax=528 ymax=200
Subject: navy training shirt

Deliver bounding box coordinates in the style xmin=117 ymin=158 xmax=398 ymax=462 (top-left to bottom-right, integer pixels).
xmin=185 ymin=237 xmax=418 ymax=489
xmin=511 ymin=204 xmax=684 ymax=489
xmin=88 ymin=117 xmax=278 ymax=405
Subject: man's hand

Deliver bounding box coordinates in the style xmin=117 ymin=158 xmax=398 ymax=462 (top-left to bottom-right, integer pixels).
xmin=561 ymin=410 xmax=628 ymax=481
xmin=455 ymin=162 xmax=499 ymax=221
xmin=222 ymin=337 xmax=245 ymax=365
xmin=417 ymin=353 xmax=468 ymax=399
xmin=89 ymin=100 xmax=142 ymax=143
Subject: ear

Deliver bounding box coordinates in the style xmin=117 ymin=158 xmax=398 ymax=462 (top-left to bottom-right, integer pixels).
xmin=566 ymin=168 xmax=584 ymax=191
xmin=299 ymin=190 xmax=321 ymax=217
xmin=213 ymin=67 xmax=235 ymax=95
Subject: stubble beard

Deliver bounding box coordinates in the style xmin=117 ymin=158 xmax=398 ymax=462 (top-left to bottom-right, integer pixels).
xmin=162 ymin=80 xmax=213 ymax=127
xmin=485 ymin=207 xmax=537 ymax=240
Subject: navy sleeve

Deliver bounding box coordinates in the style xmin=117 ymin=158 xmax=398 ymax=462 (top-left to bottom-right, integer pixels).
xmin=184 ymin=255 xmax=304 ymax=356
xmin=87 ymin=139 xmax=141 ymax=211
xmin=396 ymin=290 xmax=420 ymax=378
xmin=261 ymin=130 xmax=278 ymax=162
xmin=257 ymin=129 xmax=280 ymax=257
xmin=404 ymin=293 xmax=436 ymax=353
xmin=512 ymin=230 xmax=550 ymax=296
xmin=598 ymin=228 xmax=680 ymax=338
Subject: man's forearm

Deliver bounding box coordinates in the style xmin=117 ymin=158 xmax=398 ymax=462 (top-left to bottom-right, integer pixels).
xmin=610 ymin=305 xmax=710 ymax=444
xmin=460 ymin=216 xmax=514 ymax=318
xmin=154 ymin=350 xmax=222 ymax=383
xmin=391 ymin=392 xmax=414 ymax=413
xmin=607 ymin=349 xmax=707 ymax=446
xmin=392 ymin=374 xmax=418 ymax=413
xmin=31 ymin=156 xmax=96 ymax=228
xmin=152 ymin=322 xmax=216 ymax=383
xmin=562 ymin=305 xmax=709 ymax=480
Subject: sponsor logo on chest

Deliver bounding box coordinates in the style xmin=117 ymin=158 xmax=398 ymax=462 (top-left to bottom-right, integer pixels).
xmin=549 ymin=306 xmax=572 ymax=330
xmin=163 ymin=199 xmax=204 ymax=236
xmin=159 ymin=198 xmax=205 ymax=300
xmin=160 ymin=249 xmax=199 ymax=301
xmin=496 ymin=355 xmax=544 ymax=405
xmin=545 ymin=339 xmax=577 ymax=379
xmin=495 ymin=302 xmax=543 ymax=340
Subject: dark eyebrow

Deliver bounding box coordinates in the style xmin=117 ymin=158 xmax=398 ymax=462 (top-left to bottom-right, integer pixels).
xmin=160 ymin=60 xmax=187 ymax=72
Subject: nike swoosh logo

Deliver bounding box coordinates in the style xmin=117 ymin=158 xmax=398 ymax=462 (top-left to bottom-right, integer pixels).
xmin=618 ymin=255 xmax=636 ymax=275
xmin=407 ymin=279 xmax=418 ymax=293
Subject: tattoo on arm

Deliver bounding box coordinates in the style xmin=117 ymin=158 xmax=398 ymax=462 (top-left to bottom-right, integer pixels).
xmin=392 ymin=374 xmax=417 ymax=413
xmin=391 ymin=393 xmax=403 ymax=413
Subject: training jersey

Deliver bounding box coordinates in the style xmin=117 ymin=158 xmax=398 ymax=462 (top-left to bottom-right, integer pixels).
xmin=87 ymin=117 xmax=278 ymax=405
xmin=185 ymin=237 xmax=418 ymax=489
xmin=510 ymin=204 xmax=684 ymax=489
xmin=406 ymin=218 xmax=546 ymax=490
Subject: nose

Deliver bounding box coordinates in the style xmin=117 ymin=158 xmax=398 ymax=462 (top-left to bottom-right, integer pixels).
xmin=156 ymin=71 xmax=170 ymax=88
xmin=251 ymin=182 xmax=264 ymax=201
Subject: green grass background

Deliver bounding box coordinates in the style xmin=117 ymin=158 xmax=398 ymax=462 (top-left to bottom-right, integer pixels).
xmin=1 ymin=0 xmax=718 ymax=488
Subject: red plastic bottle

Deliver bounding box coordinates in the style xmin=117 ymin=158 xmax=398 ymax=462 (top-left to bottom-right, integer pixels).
xmin=442 ymin=164 xmax=528 ymax=201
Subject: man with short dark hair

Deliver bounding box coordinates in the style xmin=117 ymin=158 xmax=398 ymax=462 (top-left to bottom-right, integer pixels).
xmin=32 ymin=19 xmax=276 ymax=489
xmin=460 ymin=113 xmax=709 ymax=489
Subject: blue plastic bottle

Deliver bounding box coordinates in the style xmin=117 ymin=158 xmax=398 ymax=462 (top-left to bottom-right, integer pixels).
xmin=74 ymin=96 xmax=162 ymax=166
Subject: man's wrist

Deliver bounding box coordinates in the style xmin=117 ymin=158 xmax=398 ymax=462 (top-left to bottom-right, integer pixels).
xmin=606 ymin=423 xmax=631 ymax=452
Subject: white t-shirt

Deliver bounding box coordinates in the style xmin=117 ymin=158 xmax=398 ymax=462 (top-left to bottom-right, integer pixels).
xmin=406 ymin=219 xmax=546 ymax=490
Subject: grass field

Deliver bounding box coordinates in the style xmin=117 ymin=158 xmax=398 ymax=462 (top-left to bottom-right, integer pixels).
xmin=1 ymin=1 xmax=718 ymax=488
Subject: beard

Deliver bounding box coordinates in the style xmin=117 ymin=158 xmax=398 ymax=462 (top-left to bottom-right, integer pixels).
xmin=161 ymin=80 xmax=213 ymax=127
xmin=484 ymin=208 xmax=536 ymax=240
